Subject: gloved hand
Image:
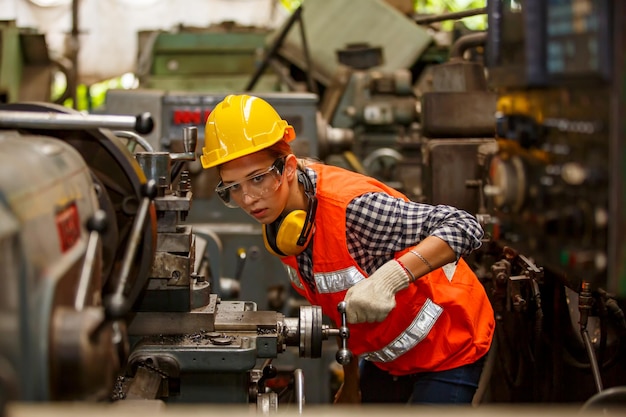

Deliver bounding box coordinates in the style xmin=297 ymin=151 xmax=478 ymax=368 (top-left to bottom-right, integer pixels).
xmin=344 ymin=260 xmax=410 ymax=323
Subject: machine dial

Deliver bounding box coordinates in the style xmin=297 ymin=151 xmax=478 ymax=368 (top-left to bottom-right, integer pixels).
xmin=485 ymin=155 xmax=527 ymax=212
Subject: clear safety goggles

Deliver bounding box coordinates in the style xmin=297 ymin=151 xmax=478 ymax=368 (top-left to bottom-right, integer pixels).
xmin=215 ymin=157 xmax=286 ymax=208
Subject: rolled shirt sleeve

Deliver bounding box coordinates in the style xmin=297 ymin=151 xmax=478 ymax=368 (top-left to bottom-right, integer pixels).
xmin=345 ymin=193 xmax=484 ymax=273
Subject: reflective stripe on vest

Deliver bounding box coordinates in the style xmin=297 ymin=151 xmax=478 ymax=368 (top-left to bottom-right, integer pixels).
xmin=286 ymin=265 xmax=367 ymax=294
xmin=287 ymin=263 xmax=445 ymax=363
xmin=285 ymin=265 xmax=305 ymax=291
xmin=362 ymin=298 xmax=443 ymax=363
xmin=315 ymin=266 xmax=365 ymax=293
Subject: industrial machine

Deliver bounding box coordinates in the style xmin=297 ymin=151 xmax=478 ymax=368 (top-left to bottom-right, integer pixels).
xmin=3 ymin=0 xmax=626 ymax=414
xmin=102 ymin=90 xmax=351 ymax=404
xmin=102 ymin=90 xmax=350 ymax=306
xmin=0 ymin=20 xmax=68 ymax=104
xmin=472 ymin=0 xmax=626 ymax=406
xmin=0 ymin=103 xmax=352 ymax=415
xmin=135 ymin=22 xmax=281 ymax=93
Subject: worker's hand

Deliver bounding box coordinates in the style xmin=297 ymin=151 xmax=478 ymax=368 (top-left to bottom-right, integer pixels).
xmin=344 ymin=260 xmax=410 ymax=323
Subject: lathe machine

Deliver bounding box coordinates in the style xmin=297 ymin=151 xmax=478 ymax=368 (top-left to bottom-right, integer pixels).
xmin=0 ymin=102 xmax=351 ymax=415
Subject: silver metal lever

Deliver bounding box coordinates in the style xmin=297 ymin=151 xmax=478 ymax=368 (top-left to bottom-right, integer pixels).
xmin=170 ymin=126 xmax=198 ymax=161
xmin=75 ymin=210 xmax=108 ymax=311
xmin=104 ymin=179 xmax=157 ymax=319
xmin=335 ymin=301 xmax=353 ymax=365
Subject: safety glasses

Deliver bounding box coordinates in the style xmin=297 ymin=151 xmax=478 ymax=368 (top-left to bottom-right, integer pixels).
xmin=215 ymin=157 xmax=286 ymax=208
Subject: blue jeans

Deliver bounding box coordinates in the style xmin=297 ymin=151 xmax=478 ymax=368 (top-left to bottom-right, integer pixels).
xmin=359 ymin=356 xmax=486 ymax=404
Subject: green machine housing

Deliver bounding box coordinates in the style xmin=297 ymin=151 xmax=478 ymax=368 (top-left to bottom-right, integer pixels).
xmin=136 ymin=23 xmax=281 ymax=93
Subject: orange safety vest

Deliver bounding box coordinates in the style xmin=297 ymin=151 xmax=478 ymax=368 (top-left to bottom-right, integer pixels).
xmin=281 ymin=163 xmax=495 ymax=375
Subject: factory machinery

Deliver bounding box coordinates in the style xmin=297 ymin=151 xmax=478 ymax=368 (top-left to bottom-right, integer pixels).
xmin=0 ymin=102 xmax=354 ymax=415
xmin=2 ymin=0 xmax=626 ymax=414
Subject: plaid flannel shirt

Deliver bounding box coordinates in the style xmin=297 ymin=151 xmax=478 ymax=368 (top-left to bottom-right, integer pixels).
xmin=295 ymin=167 xmax=484 ymax=291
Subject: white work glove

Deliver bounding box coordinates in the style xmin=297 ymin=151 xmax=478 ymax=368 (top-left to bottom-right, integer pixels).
xmin=344 ymin=260 xmax=410 ymax=323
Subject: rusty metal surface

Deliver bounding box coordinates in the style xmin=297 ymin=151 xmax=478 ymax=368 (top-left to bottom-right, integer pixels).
xmin=421 ymin=91 xmax=497 ymax=138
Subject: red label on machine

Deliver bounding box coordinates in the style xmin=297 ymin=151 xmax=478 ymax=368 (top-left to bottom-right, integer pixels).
xmin=56 ymin=203 xmax=81 ymax=252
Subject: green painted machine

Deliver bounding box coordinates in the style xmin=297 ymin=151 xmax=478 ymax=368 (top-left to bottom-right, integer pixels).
xmin=0 ymin=20 xmax=65 ymax=104
xmin=135 ymin=22 xmax=282 ymax=93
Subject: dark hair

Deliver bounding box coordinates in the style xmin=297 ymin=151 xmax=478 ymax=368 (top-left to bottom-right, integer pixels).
xmin=265 ymin=140 xmax=293 ymax=159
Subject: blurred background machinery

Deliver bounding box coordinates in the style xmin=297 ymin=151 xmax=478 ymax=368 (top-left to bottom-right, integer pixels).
xmin=0 ymin=20 xmax=69 ymax=104
xmin=135 ymin=22 xmax=281 ymax=93
xmin=473 ymin=0 xmax=626 ymax=405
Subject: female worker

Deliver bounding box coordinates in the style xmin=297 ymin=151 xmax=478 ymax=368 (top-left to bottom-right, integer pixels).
xmin=200 ymin=94 xmax=495 ymax=404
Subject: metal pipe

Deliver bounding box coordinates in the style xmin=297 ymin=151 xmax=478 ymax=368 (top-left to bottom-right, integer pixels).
xmin=293 ymin=368 xmax=305 ymax=414
xmin=113 ymin=130 xmax=155 ymax=152
xmin=579 ymin=282 xmax=603 ymax=393
xmin=581 ymin=329 xmax=604 ymax=393
xmin=70 ymin=0 xmax=80 ymax=109
xmin=449 ymin=32 xmax=487 ymax=60
xmin=0 ymin=110 xmax=154 ymax=134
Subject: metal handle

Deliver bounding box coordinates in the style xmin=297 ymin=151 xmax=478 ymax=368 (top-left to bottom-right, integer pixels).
xmin=105 ymin=180 xmax=157 ymax=319
xmin=75 ymin=210 xmax=108 ymax=311
xmin=170 ymin=126 xmax=198 ymax=182
xmin=335 ymin=301 xmax=353 ymax=365
xmin=169 ymin=126 xmax=198 ymax=161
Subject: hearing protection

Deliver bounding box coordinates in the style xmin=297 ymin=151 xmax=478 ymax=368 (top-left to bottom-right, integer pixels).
xmin=263 ymin=169 xmax=317 ymax=257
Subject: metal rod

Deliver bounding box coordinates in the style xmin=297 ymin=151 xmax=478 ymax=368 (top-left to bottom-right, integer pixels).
xmin=113 ymin=194 xmax=151 ymax=300
xmin=449 ymin=32 xmax=487 ymax=60
xmin=245 ymin=6 xmax=303 ymax=92
xmin=113 ymin=130 xmax=154 ymax=152
xmin=0 ymin=110 xmax=154 ymax=134
xmin=413 ymin=7 xmax=486 ymax=25
xmin=293 ymin=368 xmax=305 ymax=414
xmin=70 ymin=0 xmax=80 ymax=109
xmin=74 ymin=229 xmax=100 ymax=311
xmin=582 ymin=329 xmax=604 ymax=393
xmin=75 ymin=210 xmax=107 ymax=311
xmin=296 ymin=5 xmax=318 ymax=96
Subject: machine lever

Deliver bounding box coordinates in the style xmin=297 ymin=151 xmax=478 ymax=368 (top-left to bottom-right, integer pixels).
xmin=75 ymin=210 xmax=108 ymax=312
xmin=105 ymin=180 xmax=157 ymax=319
xmin=335 ymin=301 xmax=353 ymax=365
xmin=0 ymin=110 xmax=154 ymax=134
xmin=170 ymin=126 xmax=198 ymax=182
xmin=170 ymin=126 xmax=198 ymax=161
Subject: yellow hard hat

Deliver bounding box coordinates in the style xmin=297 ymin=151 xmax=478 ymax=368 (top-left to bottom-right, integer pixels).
xmin=200 ymin=94 xmax=296 ymax=169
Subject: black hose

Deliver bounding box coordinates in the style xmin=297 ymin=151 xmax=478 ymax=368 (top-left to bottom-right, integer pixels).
xmin=581 ymin=328 xmax=604 ymax=393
